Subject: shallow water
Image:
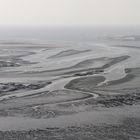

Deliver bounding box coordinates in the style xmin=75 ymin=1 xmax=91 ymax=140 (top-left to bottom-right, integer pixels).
xmin=0 ymin=28 xmax=140 ymax=139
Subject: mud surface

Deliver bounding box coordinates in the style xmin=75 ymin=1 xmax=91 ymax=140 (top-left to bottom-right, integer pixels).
xmin=0 ymin=37 xmax=140 ymax=139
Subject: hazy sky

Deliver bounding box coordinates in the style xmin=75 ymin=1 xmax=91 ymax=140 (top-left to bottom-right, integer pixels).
xmin=0 ymin=0 xmax=140 ymax=27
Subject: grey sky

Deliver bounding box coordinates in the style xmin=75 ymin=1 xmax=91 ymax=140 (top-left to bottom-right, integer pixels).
xmin=0 ymin=0 xmax=140 ymax=27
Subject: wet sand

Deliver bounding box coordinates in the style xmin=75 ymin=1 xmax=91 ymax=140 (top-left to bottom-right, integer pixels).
xmin=0 ymin=38 xmax=140 ymax=139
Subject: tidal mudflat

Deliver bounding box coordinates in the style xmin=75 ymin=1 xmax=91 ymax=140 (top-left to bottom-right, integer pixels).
xmin=0 ymin=36 xmax=140 ymax=140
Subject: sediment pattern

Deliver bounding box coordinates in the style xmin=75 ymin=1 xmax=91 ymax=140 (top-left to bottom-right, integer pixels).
xmin=0 ymin=38 xmax=140 ymax=139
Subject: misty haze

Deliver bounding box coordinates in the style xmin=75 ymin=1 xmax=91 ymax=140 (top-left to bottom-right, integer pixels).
xmin=0 ymin=0 xmax=140 ymax=140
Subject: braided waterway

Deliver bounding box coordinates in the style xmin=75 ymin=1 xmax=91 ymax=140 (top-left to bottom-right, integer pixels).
xmin=0 ymin=35 xmax=140 ymax=139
